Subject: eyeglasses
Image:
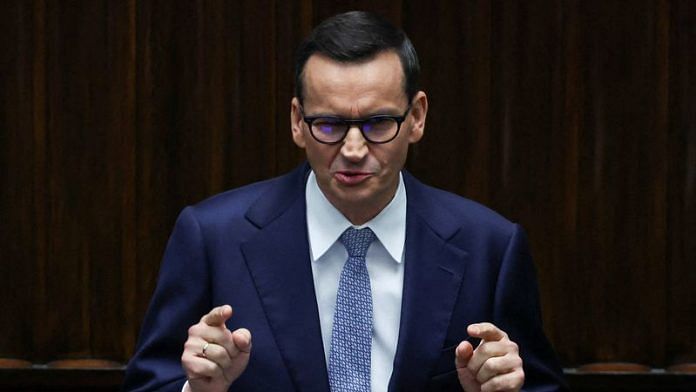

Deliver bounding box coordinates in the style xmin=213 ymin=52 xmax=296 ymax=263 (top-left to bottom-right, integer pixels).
xmin=300 ymin=105 xmax=411 ymax=144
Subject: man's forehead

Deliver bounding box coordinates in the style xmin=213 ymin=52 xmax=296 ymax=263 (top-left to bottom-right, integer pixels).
xmin=303 ymin=50 xmax=403 ymax=80
xmin=301 ymin=51 xmax=407 ymax=112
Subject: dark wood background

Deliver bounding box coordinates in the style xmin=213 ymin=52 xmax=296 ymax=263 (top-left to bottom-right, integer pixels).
xmin=1 ymin=0 xmax=694 ymax=390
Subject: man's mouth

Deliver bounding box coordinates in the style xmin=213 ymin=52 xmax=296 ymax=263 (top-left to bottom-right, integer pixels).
xmin=334 ymin=171 xmax=372 ymax=186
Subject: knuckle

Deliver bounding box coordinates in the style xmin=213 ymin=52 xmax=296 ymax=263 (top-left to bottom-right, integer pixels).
xmin=505 ymin=372 xmax=523 ymax=390
xmin=213 ymin=344 xmax=230 ymax=361
xmin=516 ymin=368 xmax=525 ymax=381
xmin=216 ymin=344 xmax=231 ymax=360
xmin=495 ymin=378 xmax=512 ymax=391
xmin=484 ymin=380 xmax=499 ymax=392
xmin=194 ymin=359 xmax=216 ymax=375
xmin=181 ymin=357 xmax=200 ymax=377
xmin=477 ymin=343 xmax=488 ymax=355
xmin=218 ymin=355 xmax=233 ymax=371
xmin=480 ymin=343 xmax=493 ymax=356
xmin=481 ymin=358 xmax=496 ymax=373
xmin=225 ymin=342 xmax=240 ymax=358
xmin=188 ymin=361 xmax=206 ymax=375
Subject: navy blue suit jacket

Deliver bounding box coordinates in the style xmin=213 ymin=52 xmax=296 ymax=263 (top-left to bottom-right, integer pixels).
xmin=124 ymin=163 xmax=567 ymax=391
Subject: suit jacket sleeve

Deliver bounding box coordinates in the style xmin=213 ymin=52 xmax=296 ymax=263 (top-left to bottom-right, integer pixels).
xmin=123 ymin=207 xmax=211 ymax=392
xmin=494 ymin=225 xmax=568 ymax=391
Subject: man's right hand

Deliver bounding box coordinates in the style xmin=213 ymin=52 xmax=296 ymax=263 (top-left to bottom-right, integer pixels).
xmin=181 ymin=305 xmax=252 ymax=392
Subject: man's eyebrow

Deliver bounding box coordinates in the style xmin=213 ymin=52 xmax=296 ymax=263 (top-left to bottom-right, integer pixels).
xmin=306 ymin=108 xmax=403 ymax=118
xmin=362 ymin=108 xmax=403 ymax=116
xmin=302 ymin=111 xmax=342 ymax=117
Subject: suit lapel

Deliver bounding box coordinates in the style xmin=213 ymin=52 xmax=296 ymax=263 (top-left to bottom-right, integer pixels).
xmin=389 ymin=173 xmax=469 ymax=391
xmin=240 ymin=164 xmax=330 ymax=392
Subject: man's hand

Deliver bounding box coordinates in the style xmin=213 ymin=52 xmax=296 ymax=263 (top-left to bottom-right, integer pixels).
xmin=181 ymin=305 xmax=252 ymax=392
xmin=455 ymin=323 xmax=524 ymax=392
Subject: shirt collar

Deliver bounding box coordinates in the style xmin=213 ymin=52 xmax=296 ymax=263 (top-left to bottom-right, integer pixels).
xmin=305 ymin=170 xmax=406 ymax=263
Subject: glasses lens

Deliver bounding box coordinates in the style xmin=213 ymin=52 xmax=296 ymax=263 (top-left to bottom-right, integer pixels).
xmin=362 ymin=117 xmax=398 ymax=142
xmin=311 ymin=118 xmax=345 ymax=143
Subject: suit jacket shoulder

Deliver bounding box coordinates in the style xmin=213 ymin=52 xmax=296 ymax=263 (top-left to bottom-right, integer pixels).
xmin=188 ymin=163 xmax=309 ymax=230
xmin=403 ymin=170 xmax=516 ymax=252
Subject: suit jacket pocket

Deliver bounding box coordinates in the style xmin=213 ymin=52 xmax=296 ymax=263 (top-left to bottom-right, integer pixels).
xmin=426 ymin=344 xmax=461 ymax=391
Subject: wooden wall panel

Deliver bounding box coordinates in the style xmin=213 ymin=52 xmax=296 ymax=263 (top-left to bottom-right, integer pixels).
xmin=552 ymin=0 xmax=669 ymax=365
xmin=39 ymin=0 xmax=136 ymax=361
xmin=0 ymin=0 xmax=39 ymax=362
xmin=667 ymin=0 xmax=696 ymax=365
xmin=274 ymin=0 xmax=313 ymax=171
xmin=0 ymin=0 xmax=695 ymax=389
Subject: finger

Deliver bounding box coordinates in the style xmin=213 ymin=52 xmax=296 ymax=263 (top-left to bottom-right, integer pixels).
xmin=455 ymin=341 xmax=480 ymax=392
xmin=199 ymin=327 xmax=251 ymax=361
xmin=480 ymin=368 xmax=525 ymax=392
xmin=455 ymin=341 xmax=474 ymax=369
xmin=232 ymin=328 xmax=252 ymax=354
xmin=201 ymin=305 xmax=233 ymax=326
xmin=181 ymin=350 xmax=225 ymax=381
xmin=188 ymin=322 xmax=233 ymax=348
xmin=467 ymin=341 xmax=518 ymax=375
xmin=198 ymin=342 xmax=235 ymax=377
xmin=467 ymin=323 xmax=508 ymax=342
xmin=475 ymin=352 xmax=522 ymax=385
xmin=183 ymin=337 xmax=209 ymax=358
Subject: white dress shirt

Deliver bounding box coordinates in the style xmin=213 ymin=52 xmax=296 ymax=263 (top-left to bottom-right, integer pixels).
xmin=306 ymin=171 xmax=406 ymax=392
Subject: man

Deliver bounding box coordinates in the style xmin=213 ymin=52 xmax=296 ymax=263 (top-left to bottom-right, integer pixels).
xmin=124 ymin=11 xmax=567 ymax=392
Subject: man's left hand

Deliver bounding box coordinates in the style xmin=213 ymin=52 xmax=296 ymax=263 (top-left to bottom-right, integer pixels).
xmin=455 ymin=322 xmax=524 ymax=392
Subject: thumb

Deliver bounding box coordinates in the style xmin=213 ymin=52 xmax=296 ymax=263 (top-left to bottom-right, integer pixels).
xmin=232 ymin=328 xmax=252 ymax=353
xmin=455 ymin=341 xmax=480 ymax=392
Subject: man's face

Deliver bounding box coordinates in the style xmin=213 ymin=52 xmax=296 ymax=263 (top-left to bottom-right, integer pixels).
xmin=291 ymin=50 xmax=427 ymax=224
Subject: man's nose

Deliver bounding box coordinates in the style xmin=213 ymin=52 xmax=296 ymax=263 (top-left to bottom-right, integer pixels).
xmin=340 ymin=126 xmax=369 ymax=161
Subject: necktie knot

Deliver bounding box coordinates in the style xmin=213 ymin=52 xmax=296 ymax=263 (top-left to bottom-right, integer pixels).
xmin=340 ymin=227 xmax=376 ymax=258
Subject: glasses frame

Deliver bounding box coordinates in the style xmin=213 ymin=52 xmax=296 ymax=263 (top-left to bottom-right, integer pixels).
xmin=300 ymin=104 xmax=412 ymax=145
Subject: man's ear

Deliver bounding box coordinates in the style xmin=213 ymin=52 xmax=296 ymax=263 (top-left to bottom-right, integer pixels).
xmin=290 ymin=97 xmax=306 ymax=148
xmin=407 ymin=91 xmax=427 ymax=143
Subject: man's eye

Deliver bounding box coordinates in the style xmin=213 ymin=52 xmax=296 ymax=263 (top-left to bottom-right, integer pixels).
xmin=314 ymin=119 xmax=343 ymax=134
xmin=363 ymin=118 xmax=396 ymax=133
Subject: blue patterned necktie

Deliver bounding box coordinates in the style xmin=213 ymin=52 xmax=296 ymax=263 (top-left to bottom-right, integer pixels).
xmin=329 ymin=227 xmax=376 ymax=392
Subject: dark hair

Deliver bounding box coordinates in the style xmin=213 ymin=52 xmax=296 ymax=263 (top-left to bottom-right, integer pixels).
xmin=294 ymin=11 xmax=420 ymax=103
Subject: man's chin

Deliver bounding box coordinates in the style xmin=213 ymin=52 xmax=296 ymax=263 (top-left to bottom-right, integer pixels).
xmin=327 ymin=184 xmax=374 ymax=205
